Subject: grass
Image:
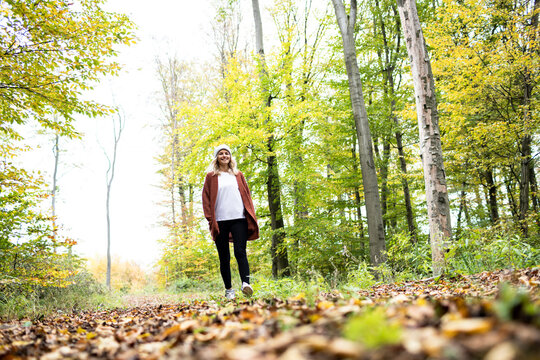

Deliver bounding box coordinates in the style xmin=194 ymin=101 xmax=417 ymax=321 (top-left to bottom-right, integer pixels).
xmin=0 ymin=271 xmax=124 ymax=321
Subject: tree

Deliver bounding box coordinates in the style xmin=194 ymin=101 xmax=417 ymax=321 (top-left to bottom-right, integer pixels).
xmin=0 ymin=0 xmax=135 ymax=138
xmin=104 ymin=110 xmax=125 ymax=290
xmin=374 ymin=0 xmax=417 ymax=241
xmin=251 ymin=0 xmax=290 ymax=278
xmin=396 ymin=0 xmax=452 ymax=275
xmin=331 ymin=0 xmax=387 ymax=267
xmin=51 ymin=133 xmax=60 ymax=239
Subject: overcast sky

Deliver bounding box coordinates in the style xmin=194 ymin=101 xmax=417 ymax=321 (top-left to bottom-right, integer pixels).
xmin=21 ymin=0 xmax=223 ymax=270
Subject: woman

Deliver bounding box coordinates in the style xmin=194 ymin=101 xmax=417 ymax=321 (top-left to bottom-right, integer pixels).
xmin=202 ymin=144 xmax=259 ymax=299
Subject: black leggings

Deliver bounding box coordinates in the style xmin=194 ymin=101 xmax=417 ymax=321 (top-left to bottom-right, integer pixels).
xmin=215 ymin=218 xmax=250 ymax=289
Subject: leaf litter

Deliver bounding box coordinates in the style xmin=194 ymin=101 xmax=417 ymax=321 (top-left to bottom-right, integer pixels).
xmin=0 ymin=267 xmax=538 ymax=359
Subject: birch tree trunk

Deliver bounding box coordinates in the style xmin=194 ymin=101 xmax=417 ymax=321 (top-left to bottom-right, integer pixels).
xmin=396 ymin=0 xmax=451 ymax=275
xmin=251 ymin=0 xmax=290 ymax=277
xmin=331 ymin=0 xmax=386 ymax=267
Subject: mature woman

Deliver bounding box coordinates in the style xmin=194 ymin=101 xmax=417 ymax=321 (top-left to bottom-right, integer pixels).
xmin=202 ymin=144 xmax=259 ymax=300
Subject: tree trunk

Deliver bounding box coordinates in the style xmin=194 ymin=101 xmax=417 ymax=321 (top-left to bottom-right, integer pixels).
xmin=505 ymin=175 xmax=519 ymax=219
xmin=332 ymin=0 xmax=387 ymax=267
xmin=456 ymin=185 xmax=466 ymax=237
xmin=251 ymin=0 xmax=290 ymax=277
xmin=395 ymin=125 xmax=417 ymax=242
xmin=178 ymin=176 xmax=188 ymax=230
xmin=519 ymin=134 xmax=532 ymax=237
xmin=518 ymin=0 xmax=539 ymax=236
xmin=396 ymin=0 xmax=451 ymax=275
xmin=188 ymin=184 xmax=194 ymax=223
xmin=105 ymin=111 xmax=124 ymax=290
xmin=529 ymin=161 xmax=540 ymax=231
xmin=351 ymin=137 xmax=366 ymax=248
xmin=267 ymin=136 xmax=290 ymax=277
xmin=483 ymin=168 xmax=499 ymax=224
xmin=388 ymin=63 xmax=417 ymax=242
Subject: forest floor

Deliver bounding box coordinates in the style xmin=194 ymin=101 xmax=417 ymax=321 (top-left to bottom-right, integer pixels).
xmin=1 ymin=268 xmax=539 ymax=360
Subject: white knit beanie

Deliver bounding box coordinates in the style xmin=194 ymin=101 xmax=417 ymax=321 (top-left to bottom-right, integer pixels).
xmin=213 ymin=144 xmax=232 ymax=158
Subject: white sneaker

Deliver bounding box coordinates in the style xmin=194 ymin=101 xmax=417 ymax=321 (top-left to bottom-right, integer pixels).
xmin=241 ymin=282 xmax=253 ymax=296
xmin=225 ymin=288 xmax=235 ymax=300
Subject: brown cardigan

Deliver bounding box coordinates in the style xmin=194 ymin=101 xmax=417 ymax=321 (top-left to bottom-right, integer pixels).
xmin=202 ymin=170 xmax=259 ymax=241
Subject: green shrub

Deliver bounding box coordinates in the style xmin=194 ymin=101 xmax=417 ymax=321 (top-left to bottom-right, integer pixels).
xmin=343 ymin=308 xmax=402 ymax=348
xmin=383 ymin=232 xmax=432 ymax=280
xmin=344 ymin=262 xmax=376 ymax=290
xmin=168 ymin=277 xmax=199 ymax=292
xmin=447 ymin=230 xmax=540 ymax=274
xmin=0 ymin=270 xmax=120 ymax=320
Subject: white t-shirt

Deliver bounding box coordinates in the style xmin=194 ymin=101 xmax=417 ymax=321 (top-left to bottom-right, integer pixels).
xmin=215 ymin=172 xmax=246 ymax=221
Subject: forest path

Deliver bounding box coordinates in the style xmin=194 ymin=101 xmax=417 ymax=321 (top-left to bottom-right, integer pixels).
xmin=1 ymin=268 xmax=539 ymax=359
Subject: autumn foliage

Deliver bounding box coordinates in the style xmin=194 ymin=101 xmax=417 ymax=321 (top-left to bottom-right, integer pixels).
xmin=87 ymin=256 xmax=150 ymax=293
xmin=0 ymin=268 xmax=538 ymax=359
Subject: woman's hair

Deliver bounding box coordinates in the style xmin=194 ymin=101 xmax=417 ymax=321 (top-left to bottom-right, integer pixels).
xmin=207 ymin=154 xmax=239 ymax=176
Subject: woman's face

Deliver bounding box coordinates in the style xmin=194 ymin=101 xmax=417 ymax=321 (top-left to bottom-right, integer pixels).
xmin=217 ymin=149 xmax=231 ymax=167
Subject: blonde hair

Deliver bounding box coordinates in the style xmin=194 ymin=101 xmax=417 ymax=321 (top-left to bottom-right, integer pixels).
xmin=207 ymin=155 xmax=239 ymax=176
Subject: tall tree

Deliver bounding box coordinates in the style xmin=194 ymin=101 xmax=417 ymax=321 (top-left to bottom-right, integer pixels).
xmin=104 ymin=110 xmax=124 ymax=290
xmin=331 ymin=0 xmax=387 ymax=267
xmin=518 ymin=0 xmax=539 ymax=237
xmin=156 ymin=56 xmax=184 ymax=234
xmin=251 ymin=0 xmax=290 ymax=277
xmin=396 ymin=0 xmax=451 ymax=275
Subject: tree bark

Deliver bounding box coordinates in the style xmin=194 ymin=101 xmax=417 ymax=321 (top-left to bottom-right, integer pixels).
xmin=505 ymin=175 xmax=519 ymax=219
xmin=483 ymin=168 xmax=499 ymax=224
xmin=519 ymin=134 xmax=532 ymax=237
xmin=251 ymin=0 xmax=290 ymax=277
xmin=351 ymin=137 xmax=366 ymax=246
xmin=396 ymin=0 xmax=451 ymax=275
xmin=332 ymin=0 xmax=387 ymax=267
xmin=456 ymin=185 xmax=467 ymax=237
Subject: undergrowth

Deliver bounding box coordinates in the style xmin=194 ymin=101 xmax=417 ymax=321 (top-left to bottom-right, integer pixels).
xmin=0 ymin=271 xmax=123 ymax=320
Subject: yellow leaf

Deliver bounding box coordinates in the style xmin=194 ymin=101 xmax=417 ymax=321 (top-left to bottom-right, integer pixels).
xmin=316 ymin=301 xmax=334 ymax=310
xmin=289 ymin=292 xmax=305 ymax=301
xmin=442 ymin=318 xmax=494 ymax=337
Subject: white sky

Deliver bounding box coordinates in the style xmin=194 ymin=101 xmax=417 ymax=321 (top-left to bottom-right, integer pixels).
xmin=20 ymin=0 xmax=221 ymax=270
